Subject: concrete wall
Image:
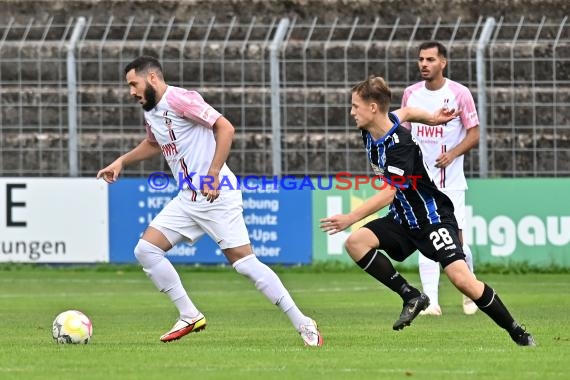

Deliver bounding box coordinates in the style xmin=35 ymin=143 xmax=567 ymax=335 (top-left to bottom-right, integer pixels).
xmin=2 ymin=0 xmax=568 ymax=24
xmin=1 ymin=0 xmax=569 ymax=176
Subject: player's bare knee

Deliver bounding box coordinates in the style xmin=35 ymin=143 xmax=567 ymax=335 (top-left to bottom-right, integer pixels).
xmin=224 ymin=245 xmax=253 ymax=265
xmin=344 ymin=233 xmax=371 ymax=261
xmin=343 ymin=234 xmax=358 ymax=256
xmin=446 ymin=267 xmax=476 ymax=293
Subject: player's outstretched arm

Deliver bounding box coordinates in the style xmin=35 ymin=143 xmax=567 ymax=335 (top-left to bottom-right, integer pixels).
xmin=96 ymin=139 xmax=161 ymax=184
xmin=320 ymin=186 xmax=396 ymax=235
xmin=394 ymin=106 xmax=460 ymax=126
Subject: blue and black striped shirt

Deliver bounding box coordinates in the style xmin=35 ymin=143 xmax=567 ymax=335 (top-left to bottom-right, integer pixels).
xmin=361 ymin=112 xmax=456 ymax=230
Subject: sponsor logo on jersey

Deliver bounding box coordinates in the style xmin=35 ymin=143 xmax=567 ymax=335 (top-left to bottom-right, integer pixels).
xmin=161 ymin=142 xmax=178 ymax=156
xmin=416 ymin=125 xmax=443 ymax=138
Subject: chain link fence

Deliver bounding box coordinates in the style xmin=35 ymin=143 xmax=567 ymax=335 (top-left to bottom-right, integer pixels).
xmin=0 ymin=16 xmax=568 ymax=177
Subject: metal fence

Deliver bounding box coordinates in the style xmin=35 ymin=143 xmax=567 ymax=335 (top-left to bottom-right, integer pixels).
xmin=0 ymin=16 xmax=569 ymax=177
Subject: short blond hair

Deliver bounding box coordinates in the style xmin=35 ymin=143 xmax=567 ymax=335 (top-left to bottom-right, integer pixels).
xmin=351 ymin=76 xmax=392 ymax=113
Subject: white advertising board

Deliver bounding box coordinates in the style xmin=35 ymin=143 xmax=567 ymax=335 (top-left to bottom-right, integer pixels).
xmin=0 ymin=178 xmax=109 ymax=263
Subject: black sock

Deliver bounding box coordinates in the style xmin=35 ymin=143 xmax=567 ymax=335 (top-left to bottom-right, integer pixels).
xmin=474 ymin=283 xmax=518 ymax=333
xmin=356 ymin=249 xmax=420 ymax=303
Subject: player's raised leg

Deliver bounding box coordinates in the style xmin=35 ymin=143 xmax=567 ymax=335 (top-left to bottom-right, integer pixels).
xmin=204 ymin=192 xmax=322 ymax=347
xmin=344 ymin=223 xmax=429 ymax=331
xmin=134 ymin=227 xmax=205 ymax=342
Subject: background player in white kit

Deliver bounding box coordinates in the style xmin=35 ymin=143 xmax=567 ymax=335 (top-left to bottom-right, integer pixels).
xmin=97 ymin=56 xmax=323 ymax=346
xmin=401 ymin=41 xmax=480 ymax=316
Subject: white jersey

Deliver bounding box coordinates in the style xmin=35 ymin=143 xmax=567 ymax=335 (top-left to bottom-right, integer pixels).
xmin=143 ymin=85 xmax=234 ymax=197
xmin=401 ymin=79 xmax=479 ymax=191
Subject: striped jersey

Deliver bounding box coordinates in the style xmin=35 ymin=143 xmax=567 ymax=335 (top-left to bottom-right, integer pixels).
xmin=401 ymin=79 xmax=479 ymax=190
xmin=362 ymin=112 xmax=456 ymax=230
xmin=143 ymin=85 xmax=234 ymax=196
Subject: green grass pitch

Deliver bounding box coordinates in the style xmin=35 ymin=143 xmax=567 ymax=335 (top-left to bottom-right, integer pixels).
xmin=0 ymin=267 xmax=568 ymax=380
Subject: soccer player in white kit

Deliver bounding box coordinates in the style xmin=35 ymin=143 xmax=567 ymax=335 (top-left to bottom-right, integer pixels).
xmin=401 ymin=41 xmax=480 ymax=316
xmin=97 ymin=56 xmax=323 ymax=346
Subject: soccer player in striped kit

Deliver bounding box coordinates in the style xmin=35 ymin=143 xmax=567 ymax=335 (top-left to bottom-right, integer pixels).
xmin=320 ymin=76 xmax=535 ymax=346
xmin=97 ymin=56 xmax=322 ymax=346
xmin=401 ymin=41 xmax=480 ymax=316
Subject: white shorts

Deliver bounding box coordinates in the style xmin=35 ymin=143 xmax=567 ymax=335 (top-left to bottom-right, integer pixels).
xmin=149 ymin=189 xmax=250 ymax=250
xmin=441 ymin=189 xmax=466 ymax=230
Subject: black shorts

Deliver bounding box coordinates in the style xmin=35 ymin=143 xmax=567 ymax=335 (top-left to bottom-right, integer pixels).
xmin=362 ymin=215 xmax=465 ymax=268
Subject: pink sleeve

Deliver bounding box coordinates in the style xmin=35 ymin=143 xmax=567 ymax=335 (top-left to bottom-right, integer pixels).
xmin=144 ymin=121 xmax=157 ymax=143
xmin=453 ymin=85 xmax=480 ymax=129
xmin=166 ymin=88 xmax=222 ymax=128
xmin=400 ymin=88 xmax=412 ymax=129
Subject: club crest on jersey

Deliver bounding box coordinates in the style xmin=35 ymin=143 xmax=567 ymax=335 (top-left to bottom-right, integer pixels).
xmin=392 ymin=133 xmax=400 ymax=143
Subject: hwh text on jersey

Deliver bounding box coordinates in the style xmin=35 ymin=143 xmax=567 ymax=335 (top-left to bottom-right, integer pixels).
xmin=416 ymin=125 xmax=443 ymax=138
xmin=161 ymin=142 xmax=178 ymax=156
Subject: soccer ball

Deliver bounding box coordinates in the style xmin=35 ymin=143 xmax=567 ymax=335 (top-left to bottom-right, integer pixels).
xmin=52 ymin=310 xmax=93 ymax=344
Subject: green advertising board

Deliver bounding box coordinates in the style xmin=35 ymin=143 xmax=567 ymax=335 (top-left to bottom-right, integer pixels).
xmin=312 ymin=178 xmax=570 ymax=268
xmin=312 ymin=179 xmax=395 ymax=265
xmin=465 ymin=179 xmax=570 ymax=267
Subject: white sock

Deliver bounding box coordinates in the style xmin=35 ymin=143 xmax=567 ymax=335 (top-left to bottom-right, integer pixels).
xmin=134 ymin=239 xmax=200 ymax=318
xmin=418 ymin=253 xmax=440 ymax=306
xmin=233 ymin=254 xmax=309 ymax=329
xmin=463 ymin=243 xmax=474 ymax=274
